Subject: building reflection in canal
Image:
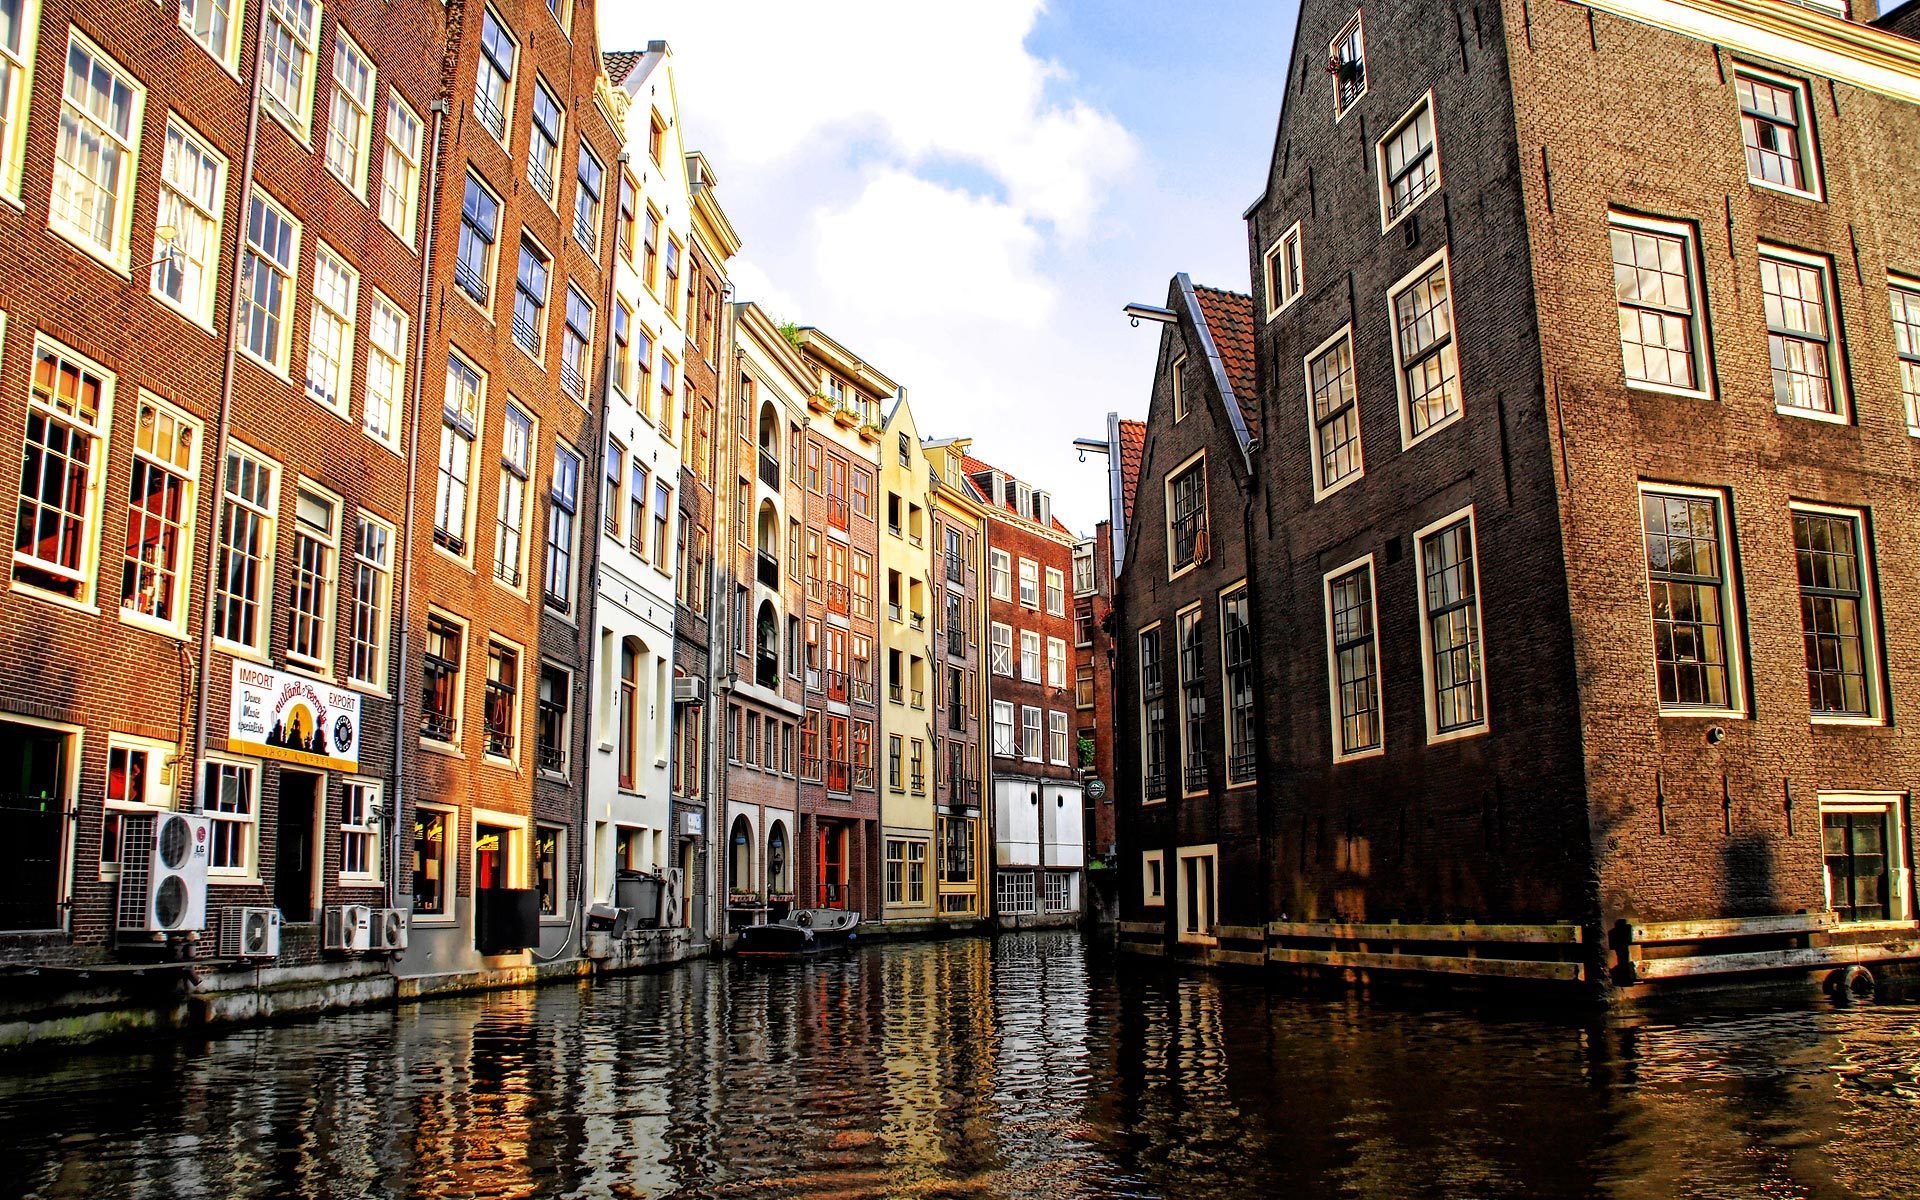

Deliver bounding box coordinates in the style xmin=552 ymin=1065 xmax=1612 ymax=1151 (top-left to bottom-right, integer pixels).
xmin=9 ymin=932 xmax=1920 ymax=1198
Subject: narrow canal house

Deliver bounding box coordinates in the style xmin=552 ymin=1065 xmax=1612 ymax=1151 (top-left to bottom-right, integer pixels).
xmin=1117 ymin=0 xmax=1920 ymax=992
xmin=877 ymin=394 xmax=938 ymax=923
xmin=926 ymin=437 xmax=991 ymax=923
xmin=970 ymin=453 xmax=1086 ymax=926
xmin=1073 ymin=414 xmax=1145 ymax=874
xmin=795 ymin=328 xmax=889 ymax=916
xmin=721 ymin=300 xmax=807 ymax=932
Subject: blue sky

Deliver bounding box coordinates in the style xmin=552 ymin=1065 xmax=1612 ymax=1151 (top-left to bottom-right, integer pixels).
xmin=602 ymin=1 xmax=1297 ymax=532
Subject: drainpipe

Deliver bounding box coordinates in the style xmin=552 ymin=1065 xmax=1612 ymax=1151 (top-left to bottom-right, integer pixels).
xmin=385 ymin=99 xmax=449 ymax=911
xmin=702 ymin=281 xmax=736 ymax=944
xmin=190 ymin=15 xmax=270 ymax=813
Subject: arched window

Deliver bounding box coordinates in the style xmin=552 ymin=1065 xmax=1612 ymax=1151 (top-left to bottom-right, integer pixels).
xmin=619 ymin=638 xmax=642 ymax=788
xmin=767 ymin=820 xmax=790 ymax=895
xmin=729 ymin=814 xmax=754 ymax=898
xmin=756 ymin=599 xmax=779 ymax=688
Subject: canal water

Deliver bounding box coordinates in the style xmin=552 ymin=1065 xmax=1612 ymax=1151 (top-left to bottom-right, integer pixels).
xmin=6 ymin=931 xmax=1920 ymax=1199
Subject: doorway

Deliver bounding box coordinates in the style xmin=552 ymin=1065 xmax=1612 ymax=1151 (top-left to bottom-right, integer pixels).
xmin=277 ymin=771 xmax=322 ymax=922
xmin=476 ymin=822 xmax=512 ymax=891
xmin=817 ymin=824 xmax=847 ymax=908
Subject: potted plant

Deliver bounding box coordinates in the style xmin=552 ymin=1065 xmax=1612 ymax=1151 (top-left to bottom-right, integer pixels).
xmin=807 ymin=390 xmax=832 ymax=413
xmin=858 ymin=421 xmax=882 ymax=442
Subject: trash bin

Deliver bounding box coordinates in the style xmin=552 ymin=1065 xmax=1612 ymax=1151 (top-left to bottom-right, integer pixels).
xmin=616 ymin=870 xmax=663 ymax=925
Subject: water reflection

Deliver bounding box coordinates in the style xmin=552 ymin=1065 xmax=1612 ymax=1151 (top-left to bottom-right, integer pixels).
xmin=7 ymin=933 xmax=1920 ymax=1198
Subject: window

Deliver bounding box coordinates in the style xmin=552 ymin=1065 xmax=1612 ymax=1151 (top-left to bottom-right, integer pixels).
xmin=652 ymin=478 xmax=670 ymax=566
xmin=325 ymin=33 xmax=373 ymax=196
xmin=1611 ymin=213 xmax=1707 ymax=396
xmin=0 ymin=0 xmax=34 ymax=198
xmin=364 ymin=292 xmax=407 ymax=449
xmin=628 ymin=461 xmax=648 ymax=559
xmin=436 ymin=354 xmax=483 ymax=555
xmin=1416 ymin=510 xmax=1486 ymax=739
xmin=1045 ymin=567 xmax=1065 ymax=615
xmin=100 ymin=736 xmax=169 ymax=876
xmin=1018 ymin=558 xmax=1038 ymax=608
xmin=1378 ymin=92 xmax=1439 ymax=229
xmin=537 ymin=663 xmax=569 ymax=773
xmin=287 ymin=486 xmax=339 ymax=667
xmin=527 ymin=78 xmax=562 ymax=202
xmin=664 ymin=236 xmax=682 ymax=319
xmin=1074 ymin=603 xmax=1093 ymax=648
xmin=648 ymin=110 xmax=665 ymax=164
xmin=1048 ymin=711 xmax=1069 ymax=764
xmin=1324 ymin=559 xmax=1381 ymax=759
xmin=455 ymin=172 xmax=500 ymax=306
xmin=1178 ymin=608 xmax=1208 ymax=791
xmin=1736 ymin=68 xmax=1820 ymax=198
xmin=990 ymin=549 xmax=1011 ymax=600
xmin=997 ymin=870 xmax=1036 ymax=915
xmin=51 ymin=33 xmax=142 ymax=263
xmin=1047 ymin=636 xmax=1067 ymax=688
xmin=1075 ymin=665 xmax=1094 ymax=710
xmin=1760 ymin=247 xmax=1843 ymax=419
xmin=1265 ymin=221 xmax=1303 ymax=317
xmin=1640 ymin=488 xmax=1740 ymax=714
xmin=1177 ymin=846 xmax=1217 ymax=944
xmin=1166 ymin=455 xmax=1208 ymax=574
xmin=380 ymin=94 xmax=422 ymax=244
xmin=262 ymin=0 xmax=318 ymax=137
xmin=1221 ymin=586 xmax=1255 ymax=783
xmin=1073 ymin=543 xmax=1094 ymax=595
xmin=422 ymin=613 xmax=462 ymax=742
xmin=202 ymin=759 xmax=256 ymax=877
xmin=1172 ymin=355 xmax=1188 ymax=422
xmin=611 ymin=302 xmax=633 ymax=396
xmin=642 ymin=206 xmax=660 ymax=291
xmin=179 ymin=0 xmax=240 ymax=68
xmin=1141 ymin=626 xmax=1167 ymax=800
xmin=908 ymin=841 xmax=927 ymax=903
xmin=340 ymin=780 xmax=380 ymax=882
xmin=659 ymin=351 xmax=677 ymax=427
xmin=616 ymin=172 xmax=636 ymax=261
xmin=561 ymin=286 xmax=592 ymax=400
xmin=511 ymin=237 xmax=550 ymax=358
xmin=1021 ymin=629 xmax=1041 ymax=682
xmin=574 ymin=145 xmax=603 ymax=253
xmin=1021 ymin=706 xmax=1043 ymax=761
xmin=1306 ymin=327 xmax=1363 ymax=498
xmin=617 ymin=641 xmax=641 ymax=788
xmin=1331 ymin=11 xmax=1366 ymax=116
xmin=347 ymin=512 xmax=392 ymax=688
xmin=495 ymin=404 xmax=533 ymax=587
xmin=1390 ymin=252 xmax=1461 ymax=446
xmin=241 ymin=190 xmax=299 ymax=370
xmin=120 ymin=396 xmax=199 ymax=631
xmin=412 ymin=804 xmax=452 ymax=915
xmin=472 ymin=7 xmax=515 ymax=144
xmin=152 ymin=118 xmax=225 ymax=326
xmin=534 ymin=824 xmax=562 ymax=916
xmin=1794 ymin=505 xmax=1878 ymax=721
xmin=1823 ymin=795 xmax=1906 ymax=923
xmin=213 ymin=444 xmax=276 ymax=650
xmin=485 ymin=641 xmax=518 ymax=759
xmin=1141 ymin=850 xmax=1165 ymax=907
xmin=304 ymin=244 xmax=357 ymax=414
xmin=604 ymin=441 xmax=624 ymax=540
xmin=991 ymin=700 xmax=1015 ymax=757
xmin=888 ymin=734 xmax=904 ymax=789
xmin=1892 ymin=280 xmax=1920 ymax=434
xmin=851 ymin=465 xmax=871 ymax=518
xmin=545 ymin=442 xmax=579 ymax=611
xmin=990 ymin=622 xmax=1013 ymax=676
xmin=886 ymin=839 xmax=907 ymax=904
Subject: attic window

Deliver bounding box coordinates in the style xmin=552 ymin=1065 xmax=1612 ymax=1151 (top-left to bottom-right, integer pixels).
xmin=1330 ymin=12 xmax=1367 ymax=119
xmin=1172 ymin=355 xmax=1189 ymax=422
xmin=1265 ymin=222 xmax=1303 ymax=319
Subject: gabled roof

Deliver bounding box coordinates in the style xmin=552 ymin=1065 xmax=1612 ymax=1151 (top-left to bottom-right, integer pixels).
xmin=602 ymin=50 xmax=646 ymax=87
xmin=959 ymin=452 xmax=1074 ymax=536
xmin=1117 ymin=419 xmax=1146 ymax=527
xmin=1192 ymin=285 xmax=1259 ymax=437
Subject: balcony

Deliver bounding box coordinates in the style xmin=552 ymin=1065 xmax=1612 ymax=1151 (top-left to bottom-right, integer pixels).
xmin=757 ymin=551 xmax=779 ymax=590
xmin=945 ymin=549 xmax=963 ymax=584
xmin=472 ymin=88 xmax=507 ymax=140
xmin=758 ymin=449 xmax=780 ymax=490
xmin=559 ymin=358 xmax=585 ymax=400
xmin=801 ymin=754 xmax=823 ymax=781
xmin=1229 ymin=749 xmax=1257 ymax=783
xmin=511 ymin=312 xmax=541 ymax=356
xmin=888 ymin=602 xmax=902 ymax=624
xmin=889 ymin=682 xmax=904 ymax=705
xmin=825 ymin=669 xmax=848 ymax=704
xmin=851 ymin=593 xmax=871 ymax=620
xmin=453 ymin=259 xmax=487 ymax=305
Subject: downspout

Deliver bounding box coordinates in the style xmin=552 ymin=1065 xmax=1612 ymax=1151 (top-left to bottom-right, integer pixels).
xmin=386 ymin=98 xmax=450 ymax=910
xmin=190 ymin=16 xmax=269 ymax=814
xmin=702 ymin=281 xmax=735 ymax=944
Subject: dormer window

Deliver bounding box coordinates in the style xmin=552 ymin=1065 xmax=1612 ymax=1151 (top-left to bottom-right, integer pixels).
xmin=1330 ymin=12 xmax=1366 ymax=118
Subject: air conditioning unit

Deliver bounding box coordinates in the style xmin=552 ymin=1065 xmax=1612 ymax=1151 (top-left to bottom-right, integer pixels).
xmin=117 ymin=811 xmax=210 ymax=933
xmin=323 ymin=903 xmax=373 ymax=951
xmin=673 ymin=676 xmax=706 ymax=706
xmin=219 ymin=906 xmax=281 ymax=959
xmin=679 ymin=809 xmax=705 ymax=838
xmin=368 ymin=907 xmax=409 ymax=952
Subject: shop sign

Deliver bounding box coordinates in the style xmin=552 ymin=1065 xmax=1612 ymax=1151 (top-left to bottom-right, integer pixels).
xmin=229 ymin=662 xmax=362 ymax=771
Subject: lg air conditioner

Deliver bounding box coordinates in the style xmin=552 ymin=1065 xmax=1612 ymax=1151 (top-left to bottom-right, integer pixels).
xmin=673 ymin=676 xmax=706 ymax=706
xmin=368 ymin=906 xmax=409 ymax=952
xmin=323 ymin=904 xmax=373 ymax=951
xmin=116 ymin=811 xmax=211 ymax=933
xmin=219 ymin=906 xmax=282 ymax=959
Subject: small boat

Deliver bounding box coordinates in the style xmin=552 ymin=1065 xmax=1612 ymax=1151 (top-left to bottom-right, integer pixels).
xmin=736 ymin=908 xmax=861 ymax=957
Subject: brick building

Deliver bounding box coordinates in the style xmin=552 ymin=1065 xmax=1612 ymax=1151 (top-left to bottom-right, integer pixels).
xmin=795 ymin=328 xmax=889 ymax=917
xmin=968 ymin=453 xmax=1085 ymax=924
xmin=1114 ymin=0 xmax=1920 ymax=993
xmin=1071 ymin=415 xmax=1144 ymax=869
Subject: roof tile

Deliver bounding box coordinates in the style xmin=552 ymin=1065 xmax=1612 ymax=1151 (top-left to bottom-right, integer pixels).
xmin=1191 ymin=285 xmax=1259 ymax=439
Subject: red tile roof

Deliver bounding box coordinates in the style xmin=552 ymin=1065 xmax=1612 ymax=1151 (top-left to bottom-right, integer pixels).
xmin=959 ymin=452 xmax=1074 ymax=535
xmin=1118 ymin=419 xmax=1146 ymax=528
xmin=603 ymin=51 xmax=646 ymax=86
xmin=1191 ymin=285 xmax=1259 ymax=439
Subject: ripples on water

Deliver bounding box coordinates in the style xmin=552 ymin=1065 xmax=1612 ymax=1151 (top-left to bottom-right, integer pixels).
xmin=7 ymin=932 xmax=1920 ymax=1199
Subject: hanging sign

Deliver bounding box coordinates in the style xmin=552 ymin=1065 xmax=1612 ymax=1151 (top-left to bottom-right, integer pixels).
xmin=229 ymin=662 xmax=362 ymax=771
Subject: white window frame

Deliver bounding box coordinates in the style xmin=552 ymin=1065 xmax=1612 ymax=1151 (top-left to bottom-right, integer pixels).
xmin=346 ymin=508 xmax=394 ymax=690
xmin=304 ymin=241 xmax=357 ymax=416
xmin=527 ymin=74 xmax=564 ymax=206
xmin=1323 ymin=554 xmax=1384 ymax=763
xmin=990 ymin=621 xmax=1013 ymax=677
xmin=1219 ymin=579 xmax=1256 ymax=788
xmin=1048 ymin=710 xmax=1069 ymax=765
xmin=1020 ymin=629 xmax=1041 ymax=683
xmin=1072 ymin=542 xmax=1094 ymax=596
xmin=363 ymin=289 xmax=407 ymax=451
xmin=338 ymin=777 xmax=382 ymax=885
xmin=1609 ymin=210 xmax=1712 ymax=400
xmin=99 ymin=732 xmax=176 ymax=881
xmin=1819 ymin=792 xmax=1912 ymax=927
xmin=1044 ymin=566 xmax=1065 ymax=616
xmin=49 ymin=30 xmax=145 ymax=270
xmin=1164 ymin=448 xmax=1209 ymax=581
xmin=287 ymin=480 xmax=342 ymax=671
xmin=201 ymin=754 xmax=259 ymax=883
xmin=1637 ymin=482 xmax=1747 ymax=718
xmin=1175 ymin=844 xmax=1219 ymax=946
xmin=0 ymin=0 xmax=41 ymax=203
xmin=150 ymin=114 xmax=227 ymax=329
xmin=179 ymin=0 xmax=243 ymax=73
xmin=15 ymin=335 xmax=115 ymax=610
xmin=1330 ymin=10 xmax=1367 ymax=120
xmin=494 ymin=400 xmax=535 ymax=593
xmin=1413 ymin=505 xmax=1489 ymax=744
xmin=1734 ymin=64 xmax=1823 ymax=202
xmin=454 ymin=170 xmax=502 ymax=311
xmin=261 ymin=0 xmax=322 ymax=142
xmin=1264 ymin=220 xmax=1302 ymax=319
xmin=212 ymin=441 xmax=279 ymax=656
xmin=471 ymin=5 xmax=517 ymax=150
xmin=1139 ymin=619 xmax=1166 ymax=805
xmin=118 ymin=391 xmax=202 ymax=637
xmin=1020 ymin=705 xmax=1043 ymax=762
xmin=991 ymin=699 xmax=1015 ymax=758
xmin=324 ymin=28 xmax=374 ymax=199
xmin=1046 ymin=635 xmax=1066 ymax=689
xmin=1388 ymin=248 xmax=1463 ymax=450
xmin=1305 ymin=324 xmax=1364 ymax=501
xmin=1018 ymin=558 xmax=1039 ymax=608
xmin=436 ymin=350 xmax=486 ymax=561
xmin=1140 ymin=849 xmax=1165 ymax=907
xmin=379 ymin=91 xmax=422 ymax=246
xmin=1376 ymin=90 xmax=1440 ymax=233
xmin=989 ymin=548 xmax=1011 ymax=600
xmin=1792 ymin=501 xmax=1883 ymax=727
xmin=240 ymin=187 xmax=301 ymax=373
xmin=1759 ymin=242 xmax=1848 ymax=424
xmin=411 ymin=800 xmax=458 ymax=921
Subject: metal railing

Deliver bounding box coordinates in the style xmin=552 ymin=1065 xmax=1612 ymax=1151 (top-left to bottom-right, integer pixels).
xmin=527 ymin=153 xmax=555 ymax=200
xmin=757 ymin=551 xmax=779 ymax=590
xmin=1145 ymin=771 xmax=1166 ymax=800
xmin=573 ymin=208 xmax=597 ymax=251
xmin=889 ymin=683 xmax=904 ymax=705
xmin=1184 ymin=757 xmax=1210 ymax=793
xmin=560 ymin=359 xmax=585 ymax=400
xmin=948 ymin=625 xmax=965 ymax=659
xmin=825 ymin=669 xmax=847 ymax=703
xmin=853 ymin=765 xmax=876 ymax=790
xmin=945 ymin=549 xmax=963 ymax=583
xmin=536 ymin=740 xmax=565 ymax=773
xmin=421 ymin=710 xmax=458 ymax=743
xmin=1171 ymin=510 xmax=1206 ymax=568
xmin=511 ymin=311 xmax=541 ymax=356
xmin=827 ymin=496 xmax=850 ymax=527
xmin=453 ymin=258 xmax=488 ymax=305
xmin=758 ymin=449 xmax=780 ymax=490
xmin=826 ymin=582 xmax=849 ymax=614
xmin=825 ymin=760 xmax=850 ymax=792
